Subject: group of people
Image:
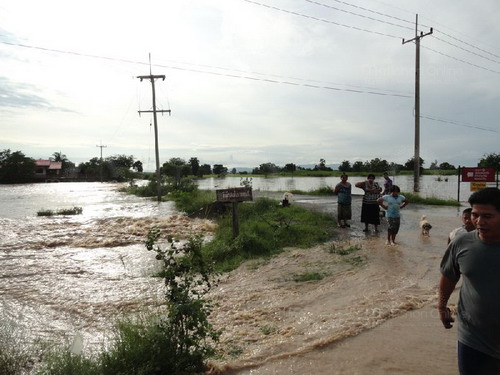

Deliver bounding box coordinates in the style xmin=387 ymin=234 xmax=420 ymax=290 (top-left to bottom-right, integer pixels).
xmin=335 ymin=173 xmax=500 ymax=373
xmin=334 ymin=172 xmax=407 ymax=245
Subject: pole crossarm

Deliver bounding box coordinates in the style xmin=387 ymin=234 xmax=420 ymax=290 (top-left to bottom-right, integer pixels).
xmin=402 ymin=28 xmax=433 ymax=44
xmin=137 ymin=75 xmax=166 ymax=81
xmin=138 ymin=109 xmax=171 ymax=115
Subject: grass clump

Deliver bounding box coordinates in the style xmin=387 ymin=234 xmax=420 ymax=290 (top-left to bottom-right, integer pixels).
xmin=202 ymin=198 xmax=336 ymax=272
xmin=167 ymin=189 xmax=216 ymax=215
xmin=37 ymin=207 xmax=83 ymax=216
xmin=292 ymin=271 xmax=328 ymax=282
xmin=402 ymin=192 xmax=460 ymax=206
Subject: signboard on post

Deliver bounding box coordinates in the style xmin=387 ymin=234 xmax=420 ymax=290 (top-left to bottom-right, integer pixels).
xmin=216 ymin=187 xmax=253 ymax=238
xmin=461 ymin=167 xmax=495 ymax=182
xmin=216 ymin=187 xmax=253 ymax=202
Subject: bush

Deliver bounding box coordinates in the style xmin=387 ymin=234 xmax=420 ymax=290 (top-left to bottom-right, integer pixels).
xmin=202 ymin=198 xmax=336 ymax=272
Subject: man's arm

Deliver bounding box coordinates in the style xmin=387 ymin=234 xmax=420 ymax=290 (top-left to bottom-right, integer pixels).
xmin=438 ymin=275 xmax=458 ymax=329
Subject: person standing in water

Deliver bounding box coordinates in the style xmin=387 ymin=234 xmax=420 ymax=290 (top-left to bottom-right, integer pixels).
xmin=377 ymin=185 xmax=408 ymax=245
xmin=355 ymin=174 xmax=382 ymax=232
xmin=447 ymin=208 xmax=475 ymax=244
xmin=334 ymin=173 xmax=352 ymax=228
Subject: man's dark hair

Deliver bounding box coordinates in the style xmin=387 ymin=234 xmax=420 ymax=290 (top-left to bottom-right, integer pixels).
xmin=367 ymin=174 xmax=376 ymax=179
xmin=468 ymin=188 xmax=500 ymax=212
xmin=462 ymin=208 xmax=472 ymax=215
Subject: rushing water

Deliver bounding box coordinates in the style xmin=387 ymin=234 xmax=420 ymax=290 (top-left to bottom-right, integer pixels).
xmin=0 ymin=180 xmax=472 ymax=374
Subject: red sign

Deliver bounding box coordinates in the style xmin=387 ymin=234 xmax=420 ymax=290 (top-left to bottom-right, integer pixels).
xmin=461 ymin=167 xmax=496 ymax=182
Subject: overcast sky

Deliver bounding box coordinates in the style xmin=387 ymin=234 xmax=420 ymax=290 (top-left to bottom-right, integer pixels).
xmin=1 ymin=0 xmax=499 ymax=171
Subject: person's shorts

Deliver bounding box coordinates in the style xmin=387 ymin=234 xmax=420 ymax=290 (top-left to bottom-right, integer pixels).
xmin=387 ymin=217 xmax=400 ymax=234
xmin=338 ymin=203 xmax=352 ymax=221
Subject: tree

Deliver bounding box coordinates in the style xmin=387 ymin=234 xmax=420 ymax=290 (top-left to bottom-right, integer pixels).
xmin=366 ymin=158 xmax=389 ymax=173
xmin=212 ymin=164 xmax=228 ymax=177
xmin=283 ymin=163 xmax=297 ymax=173
xmin=338 ymin=160 xmax=352 ymax=172
xmin=133 ymin=160 xmax=143 ymax=173
xmin=0 ymin=149 xmax=36 ymax=183
xmin=404 ymin=157 xmax=425 ymax=171
xmin=258 ymin=162 xmax=279 ymax=176
xmin=50 ymin=151 xmax=74 ymax=171
xmin=352 ymin=161 xmax=364 ymax=172
xmin=314 ymin=158 xmax=333 ymax=171
xmin=439 ymin=162 xmax=456 ymax=170
xmin=198 ymin=164 xmax=212 ymax=176
xmin=478 ymin=152 xmax=500 ymax=171
xmin=162 ymin=158 xmax=191 ymax=183
xmin=189 ymin=157 xmax=200 ymax=176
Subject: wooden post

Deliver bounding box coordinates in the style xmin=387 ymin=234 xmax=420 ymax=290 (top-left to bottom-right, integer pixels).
xmin=232 ymin=202 xmax=239 ymax=238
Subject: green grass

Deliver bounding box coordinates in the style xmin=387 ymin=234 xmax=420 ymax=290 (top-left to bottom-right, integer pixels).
xmin=37 ymin=207 xmax=83 ymax=216
xmin=292 ymin=271 xmax=328 ymax=282
xmin=167 ymin=189 xmax=216 ymax=215
xmin=402 ymin=192 xmax=460 ymax=206
xmin=201 ymin=197 xmax=336 ymax=272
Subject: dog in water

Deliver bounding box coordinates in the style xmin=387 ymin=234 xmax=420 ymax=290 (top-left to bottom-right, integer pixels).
xmin=420 ymin=215 xmax=433 ymax=236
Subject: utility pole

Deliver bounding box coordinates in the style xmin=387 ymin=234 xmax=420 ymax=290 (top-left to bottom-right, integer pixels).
xmin=96 ymin=142 xmax=107 ymax=182
xmin=137 ymin=56 xmax=171 ymax=202
xmin=403 ymin=14 xmax=432 ymax=193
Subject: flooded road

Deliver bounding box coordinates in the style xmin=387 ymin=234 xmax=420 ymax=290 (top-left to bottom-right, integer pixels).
xmin=0 ymin=182 xmax=465 ymax=373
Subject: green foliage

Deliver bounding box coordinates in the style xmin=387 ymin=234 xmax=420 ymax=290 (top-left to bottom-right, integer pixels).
xmin=402 ymin=192 xmax=460 ymax=206
xmin=167 ymin=189 xmax=216 ymax=215
xmin=145 ymin=231 xmax=220 ymax=373
xmin=0 ymin=149 xmax=36 ymax=183
xmin=202 ymin=198 xmax=336 ymax=272
xmin=37 ymin=234 xmax=220 ymax=375
xmin=478 ymin=152 xmax=500 ymax=170
xmin=292 ymin=272 xmax=328 ymax=282
xmin=37 ymin=207 xmax=83 ymax=216
xmin=328 ymin=241 xmax=362 ymax=255
xmin=0 ymin=323 xmax=33 ymax=375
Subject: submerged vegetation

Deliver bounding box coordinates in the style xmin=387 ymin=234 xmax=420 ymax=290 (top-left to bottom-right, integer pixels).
xmin=34 ymin=233 xmax=220 ymax=375
xmin=37 ymin=207 xmax=83 ymax=216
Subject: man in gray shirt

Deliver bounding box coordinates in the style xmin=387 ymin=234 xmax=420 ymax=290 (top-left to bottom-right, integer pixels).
xmin=439 ymin=187 xmax=500 ymax=374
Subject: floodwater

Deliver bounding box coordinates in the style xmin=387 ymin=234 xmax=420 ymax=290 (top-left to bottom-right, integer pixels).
xmin=0 ymin=182 xmax=215 ymax=347
xmin=198 ymin=174 xmax=478 ymax=202
xmin=0 ymin=181 xmax=467 ymax=374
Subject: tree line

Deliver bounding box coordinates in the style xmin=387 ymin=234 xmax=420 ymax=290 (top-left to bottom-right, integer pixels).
xmin=1 ymin=149 xmax=499 ymax=184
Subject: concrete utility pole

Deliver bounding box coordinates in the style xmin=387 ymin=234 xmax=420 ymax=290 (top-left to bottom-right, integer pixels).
xmin=403 ymin=14 xmax=432 ymax=193
xmin=137 ymin=57 xmax=171 ymax=202
xmin=96 ymin=142 xmax=107 ymax=182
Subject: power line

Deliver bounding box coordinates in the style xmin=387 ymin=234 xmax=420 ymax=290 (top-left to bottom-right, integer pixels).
xmin=304 ymin=0 xmax=413 ymax=31
xmin=431 ymin=34 xmax=500 ymax=65
xmin=241 ymin=0 xmax=402 ymax=39
xmin=421 ymin=45 xmax=500 ymax=75
xmin=421 ymin=114 xmax=499 ymax=133
xmin=0 ymin=39 xmax=412 ymax=98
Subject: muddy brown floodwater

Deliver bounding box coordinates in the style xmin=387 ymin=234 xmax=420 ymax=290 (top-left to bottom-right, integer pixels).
xmin=0 ymin=184 xmax=464 ymax=374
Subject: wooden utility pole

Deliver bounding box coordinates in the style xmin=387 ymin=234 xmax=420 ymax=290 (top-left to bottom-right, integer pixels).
xmin=137 ymin=57 xmax=171 ymax=202
xmin=96 ymin=142 xmax=107 ymax=182
xmin=403 ymin=15 xmax=432 ymax=193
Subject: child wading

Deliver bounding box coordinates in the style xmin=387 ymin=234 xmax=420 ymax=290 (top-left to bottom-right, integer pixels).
xmin=377 ymin=185 xmax=408 ymax=245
